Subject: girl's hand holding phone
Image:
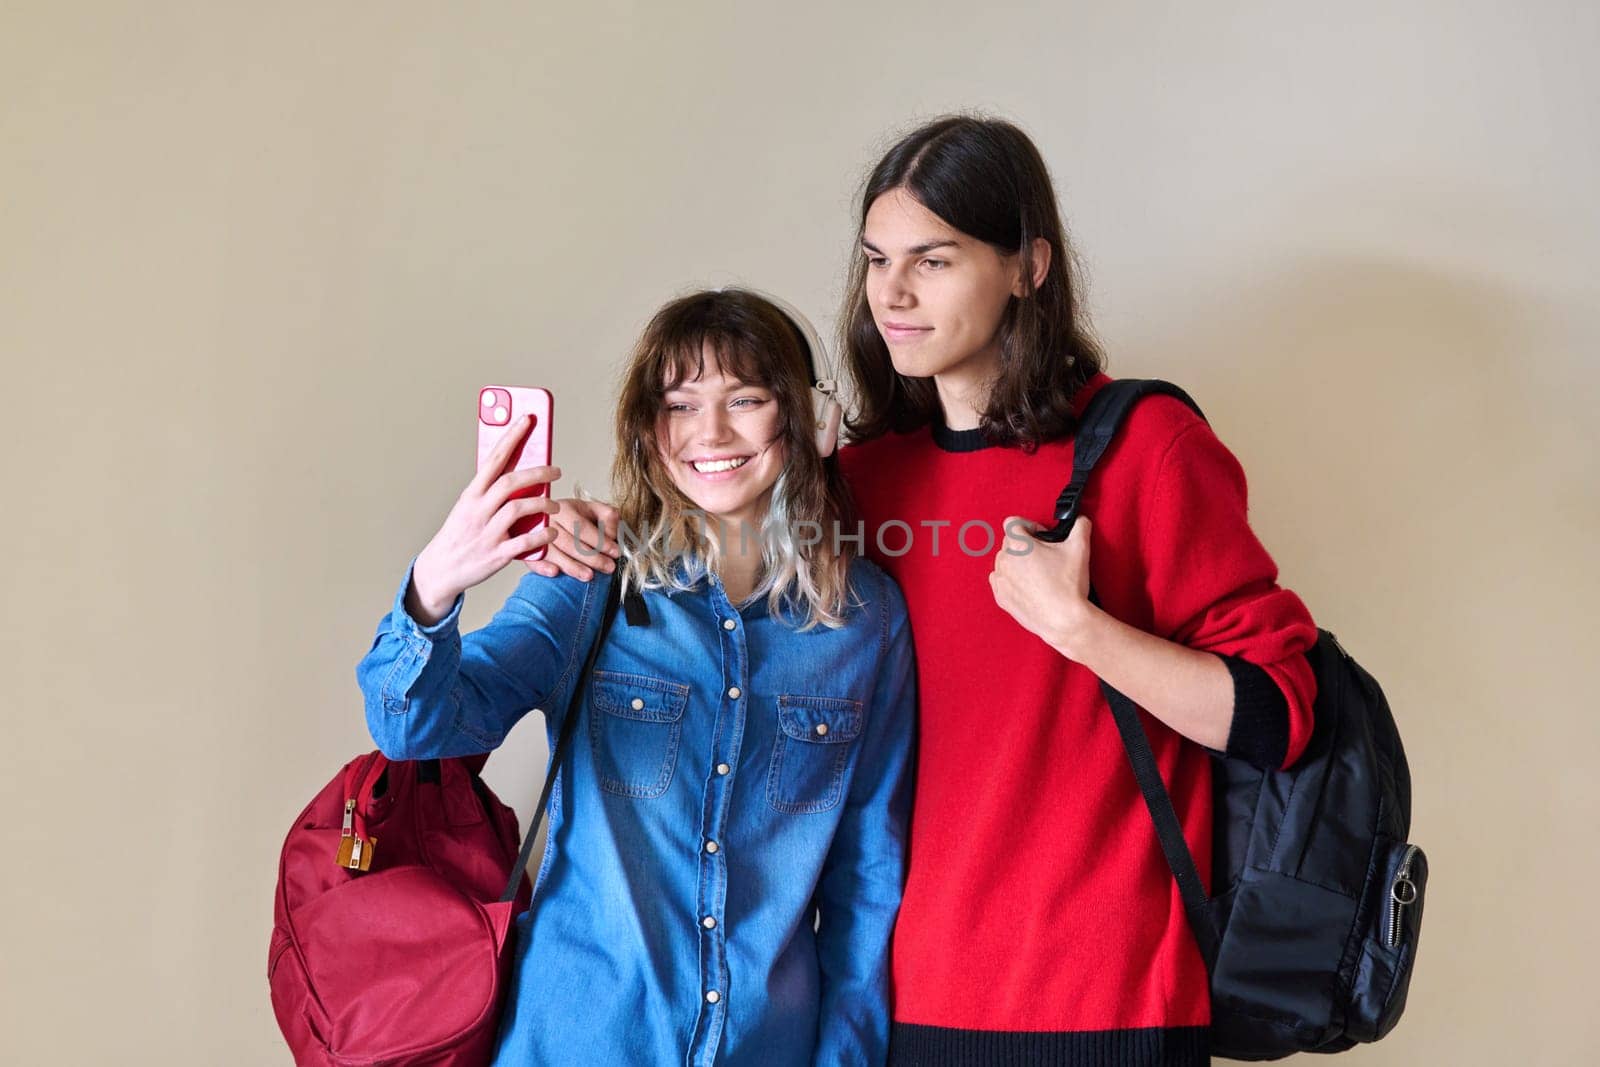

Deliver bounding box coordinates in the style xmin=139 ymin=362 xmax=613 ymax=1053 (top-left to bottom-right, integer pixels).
xmin=407 ymin=414 xmax=561 ymax=625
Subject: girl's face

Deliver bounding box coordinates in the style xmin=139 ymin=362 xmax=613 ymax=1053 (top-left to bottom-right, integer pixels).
xmin=657 ymin=348 xmax=787 ymax=533
xmin=861 ymin=187 xmax=1026 ymax=388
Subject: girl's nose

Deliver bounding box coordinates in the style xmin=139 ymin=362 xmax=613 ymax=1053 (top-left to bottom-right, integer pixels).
xmin=695 ymin=407 xmax=733 ymax=445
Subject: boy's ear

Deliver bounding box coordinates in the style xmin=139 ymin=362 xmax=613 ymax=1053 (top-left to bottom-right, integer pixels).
xmin=1012 ymin=237 xmax=1053 ymax=297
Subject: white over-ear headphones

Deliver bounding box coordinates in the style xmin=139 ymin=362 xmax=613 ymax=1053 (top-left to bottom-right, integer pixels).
xmin=721 ymin=287 xmax=843 ymax=459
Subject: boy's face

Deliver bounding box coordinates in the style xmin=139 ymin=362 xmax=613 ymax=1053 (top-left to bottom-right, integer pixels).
xmin=861 ymin=186 xmax=1025 ymax=390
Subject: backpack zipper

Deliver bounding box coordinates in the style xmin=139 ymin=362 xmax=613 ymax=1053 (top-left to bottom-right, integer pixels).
xmin=1385 ymin=844 xmax=1420 ymax=948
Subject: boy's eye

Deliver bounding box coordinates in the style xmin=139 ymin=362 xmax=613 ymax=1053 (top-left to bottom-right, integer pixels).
xmin=864 ymin=254 xmax=888 ymax=268
xmin=922 ymin=258 xmax=947 ymax=270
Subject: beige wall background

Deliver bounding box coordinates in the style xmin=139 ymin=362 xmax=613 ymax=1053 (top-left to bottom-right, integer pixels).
xmin=3 ymin=1 xmax=1596 ymax=1063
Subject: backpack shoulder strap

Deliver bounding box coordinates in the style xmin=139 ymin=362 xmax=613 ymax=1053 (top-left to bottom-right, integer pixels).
xmin=1037 ymin=379 xmax=1205 ymax=543
xmin=1104 ymin=680 xmax=1221 ymax=973
xmin=1041 ymin=378 xmax=1222 ymax=972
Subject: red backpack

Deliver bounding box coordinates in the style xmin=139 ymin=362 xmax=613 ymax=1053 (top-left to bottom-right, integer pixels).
xmin=272 ymin=577 xmax=624 ymax=1064
xmin=268 ymin=751 xmax=531 ymax=1066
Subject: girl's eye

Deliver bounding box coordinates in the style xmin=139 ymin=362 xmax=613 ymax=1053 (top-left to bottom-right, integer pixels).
xmin=731 ymin=397 xmax=766 ymax=409
xmin=665 ymin=402 xmax=693 ymax=413
xmin=864 ymin=254 xmax=888 ymax=268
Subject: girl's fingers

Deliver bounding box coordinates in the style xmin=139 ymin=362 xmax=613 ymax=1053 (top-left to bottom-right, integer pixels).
xmin=469 ymin=415 xmax=535 ymax=495
xmin=492 ymin=494 xmax=558 ymax=534
xmin=488 ymin=465 xmax=561 ymax=509
xmin=505 ymin=525 xmax=559 ymax=560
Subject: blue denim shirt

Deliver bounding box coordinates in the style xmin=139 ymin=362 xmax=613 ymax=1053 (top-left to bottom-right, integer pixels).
xmin=356 ymin=557 xmax=916 ymax=1066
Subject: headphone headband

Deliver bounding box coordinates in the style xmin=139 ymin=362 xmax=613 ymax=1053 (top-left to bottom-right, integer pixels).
xmin=718 ymin=286 xmax=835 ymax=396
xmin=715 ymin=286 xmax=841 ymax=458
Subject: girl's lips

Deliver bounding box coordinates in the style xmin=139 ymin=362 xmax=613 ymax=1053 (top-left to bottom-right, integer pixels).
xmin=686 ymin=456 xmax=753 ymax=482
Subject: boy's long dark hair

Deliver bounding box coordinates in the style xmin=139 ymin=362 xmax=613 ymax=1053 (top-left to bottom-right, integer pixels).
xmin=840 ymin=115 xmax=1104 ymax=450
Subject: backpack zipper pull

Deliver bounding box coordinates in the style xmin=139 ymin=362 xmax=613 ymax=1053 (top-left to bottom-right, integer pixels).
xmin=1385 ymin=845 xmax=1420 ymax=948
xmin=335 ymin=798 xmax=377 ymax=871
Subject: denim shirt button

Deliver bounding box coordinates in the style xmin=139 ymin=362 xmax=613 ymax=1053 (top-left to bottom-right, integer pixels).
xmin=722 ymin=619 xmax=736 ymax=631
xmin=702 ymin=916 xmax=717 ymax=929
xmin=727 ymin=686 xmax=742 ymax=700
xmin=630 ymin=697 xmax=644 ymax=710
xmin=716 ymin=763 xmax=731 ymax=776
xmin=705 ymin=990 xmax=721 ymax=1004
xmin=705 ymin=840 xmax=719 ymax=854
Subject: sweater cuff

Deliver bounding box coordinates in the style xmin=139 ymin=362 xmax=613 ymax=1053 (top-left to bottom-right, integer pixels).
xmin=1220 ymin=656 xmax=1289 ymax=769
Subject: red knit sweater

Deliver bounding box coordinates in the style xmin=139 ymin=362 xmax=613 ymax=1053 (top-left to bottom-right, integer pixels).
xmin=837 ymin=374 xmax=1318 ymax=1065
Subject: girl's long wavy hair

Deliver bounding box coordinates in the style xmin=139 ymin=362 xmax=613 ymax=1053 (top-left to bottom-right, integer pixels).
xmin=841 ymin=114 xmax=1105 ymax=450
xmin=612 ymin=289 xmax=858 ymax=630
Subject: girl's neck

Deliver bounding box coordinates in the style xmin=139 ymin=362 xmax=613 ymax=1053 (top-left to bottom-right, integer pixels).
xmin=707 ymin=513 xmax=764 ymax=604
xmin=718 ymin=556 xmax=761 ymax=604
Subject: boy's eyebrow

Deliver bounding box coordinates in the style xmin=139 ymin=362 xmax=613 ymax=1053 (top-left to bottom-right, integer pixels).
xmin=860 ymin=237 xmax=962 ymax=256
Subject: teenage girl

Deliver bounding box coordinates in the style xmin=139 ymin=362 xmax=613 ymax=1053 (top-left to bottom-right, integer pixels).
xmin=358 ymin=289 xmax=915 ymax=1066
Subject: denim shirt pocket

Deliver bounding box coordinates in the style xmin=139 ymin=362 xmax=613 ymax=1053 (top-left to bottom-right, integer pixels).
xmin=766 ymin=695 xmax=864 ymax=814
xmin=588 ymin=670 xmax=690 ymax=799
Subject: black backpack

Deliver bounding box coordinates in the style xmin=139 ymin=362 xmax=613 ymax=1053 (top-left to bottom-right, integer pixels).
xmin=1039 ymin=379 xmax=1427 ymax=1060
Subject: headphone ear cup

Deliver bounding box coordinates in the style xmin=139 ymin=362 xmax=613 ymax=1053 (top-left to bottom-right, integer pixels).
xmin=813 ymin=390 xmax=843 ymax=458
xmin=720 ymin=286 xmax=839 ymax=456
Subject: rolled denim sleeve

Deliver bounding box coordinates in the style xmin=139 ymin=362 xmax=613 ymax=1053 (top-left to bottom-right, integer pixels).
xmin=355 ymin=560 xmax=607 ymax=761
xmin=812 ymin=569 xmax=917 ymax=1065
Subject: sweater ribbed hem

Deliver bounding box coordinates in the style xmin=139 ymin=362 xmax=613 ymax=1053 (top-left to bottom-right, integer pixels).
xmin=888 ymin=1022 xmax=1209 ymax=1067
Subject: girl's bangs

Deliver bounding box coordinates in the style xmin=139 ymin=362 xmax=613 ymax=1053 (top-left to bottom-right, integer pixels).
xmin=653 ymin=327 xmax=776 ymax=395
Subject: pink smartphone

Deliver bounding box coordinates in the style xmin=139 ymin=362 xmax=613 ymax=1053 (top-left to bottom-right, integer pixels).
xmin=476 ymin=386 xmax=554 ymax=562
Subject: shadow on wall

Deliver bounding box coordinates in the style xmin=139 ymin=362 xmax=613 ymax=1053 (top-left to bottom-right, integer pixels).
xmin=1119 ymin=254 xmax=1600 ymax=1055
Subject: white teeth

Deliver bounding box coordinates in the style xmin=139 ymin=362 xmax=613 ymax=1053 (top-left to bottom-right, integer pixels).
xmin=692 ymin=456 xmax=750 ymax=473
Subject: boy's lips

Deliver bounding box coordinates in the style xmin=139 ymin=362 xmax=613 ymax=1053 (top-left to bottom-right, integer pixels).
xmin=881 ymin=322 xmax=933 ymax=343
